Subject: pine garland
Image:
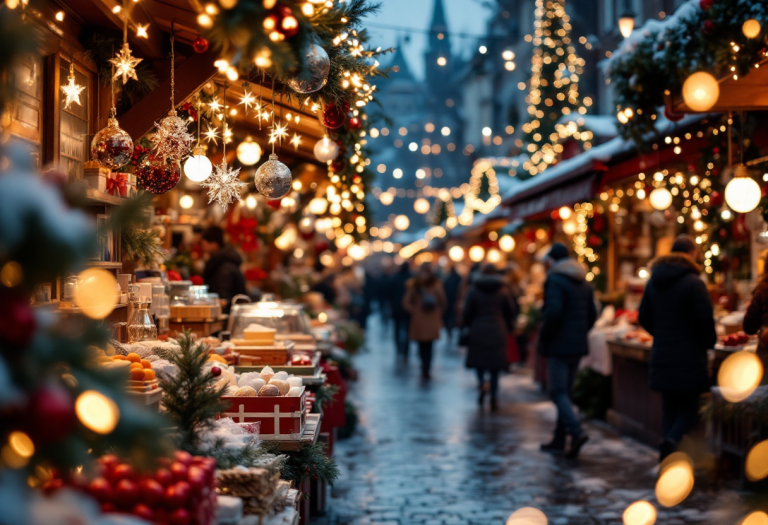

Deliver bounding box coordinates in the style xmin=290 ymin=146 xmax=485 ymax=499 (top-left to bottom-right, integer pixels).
xmin=206 ymin=438 xmax=284 ymax=471
xmin=267 ymin=442 xmax=340 ymax=486
xmin=159 ymin=331 xmax=229 ymax=452
xmin=122 ymin=225 xmax=163 ymax=267
xmin=314 ymin=384 xmax=340 ymax=412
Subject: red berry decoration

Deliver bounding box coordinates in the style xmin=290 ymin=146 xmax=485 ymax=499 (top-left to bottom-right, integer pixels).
xmin=101 ymin=502 xmax=117 ymax=513
xmin=187 ymin=466 xmax=206 ymax=494
xmin=114 ymin=479 xmax=140 ymax=508
xmin=702 ymin=20 xmax=715 ymax=35
xmin=322 ymin=103 xmax=347 ymax=129
xmin=154 ymin=467 xmax=173 ymax=487
xmin=139 ymin=478 xmax=165 ymax=506
xmin=348 ymin=116 xmax=362 ymax=130
xmin=169 ymin=508 xmax=191 ymax=525
xmin=165 ymin=481 xmax=190 ymax=508
xmin=174 ymin=450 xmax=193 ymax=466
xmin=136 ymin=155 xmax=180 ymax=195
xmin=132 ymin=504 xmax=155 ymax=521
xmin=27 ymin=384 xmax=75 ymax=444
xmin=192 ymin=35 xmax=209 ymax=53
xmin=210 ymin=366 xmax=222 ymax=377
xmin=42 ymin=478 xmax=64 ymax=496
xmin=111 ymin=463 xmax=135 ymax=483
xmin=169 ymin=461 xmax=189 ymax=482
xmin=88 ymin=477 xmax=113 ymax=503
xmin=0 ymin=290 xmax=37 ymax=348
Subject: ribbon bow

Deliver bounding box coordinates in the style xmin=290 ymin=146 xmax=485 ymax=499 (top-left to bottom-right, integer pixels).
xmin=106 ymin=173 xmax=127 ymax=197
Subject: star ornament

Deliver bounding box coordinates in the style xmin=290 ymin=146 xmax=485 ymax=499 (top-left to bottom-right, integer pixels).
xmin=203 ymin=124 xmax=220 ymax=145
xmin=201 ymin=161 xmax=247 ymax=210
xmin=61 ymin=66 xmax=85 ymax=109
xmin=109 ymin=42 xmax=142 ymax=84
xmin=290 ymin=133 xmax=301 ymax=150
xmin=269 ymin=122 xmax=289 ymax=145
xmin=239 ymin=90 xmax=256 ymax=112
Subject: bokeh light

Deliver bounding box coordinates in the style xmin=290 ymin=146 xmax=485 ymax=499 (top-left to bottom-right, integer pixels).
xmin=740 ymin=512 xmax=768 ymax=525
xmin=745 ymin=439 xmax=768 ymax=481
xmin=76 ymin=390 xmax=120 ymax=434
xmin=623 ymin=501 xmax=656 ymax=525
xmin=506 ymin=507 xmax=547 ymax=525
xmin=655 ymin=452 xmax=694 ymax=507
xmin=74 ymin=268 xmax=119 ymax=319
xmin=0 ymin=261 xmax=23 ymax=287
xmin=717 ymin=350 xmax=763 ymax=402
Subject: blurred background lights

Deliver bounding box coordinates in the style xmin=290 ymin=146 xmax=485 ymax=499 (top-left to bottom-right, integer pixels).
xmin=622 ymin=501 xmax=657 ymax=525
xmin=75 ymin=390 xmax=120 ymax=434
xmin=0 ymin=261 xmax=23 ymax=287
xmin=740 ymin=512 xmax=768 ymax=525
xmin=448 ymin=245 xmax=464 ymax=262
xmin=468 ymin=245 xmax=485 ymax=263
xmin=717 ymin=350 xmax=763 ymax=402
xmin=506 ymin=507 xmax=547 ymax=525
xmin=74 ymin=268 xmax=118 ymax=319
xmin=745 ymin=439 xmax=768 ymax=481
xmin=655 ymin=452 xmax=694 ymax=507
xmin=499 ymin=235 xmax=516 ymax=253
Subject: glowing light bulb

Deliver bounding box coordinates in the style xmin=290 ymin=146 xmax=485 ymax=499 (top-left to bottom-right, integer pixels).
xmin=468 ymin=245 xmax=485 ymax=262
xmin=236 ymin=137 xmax=262 ymax=166
xmin=184 ymin=146 xmax=213 ymax=182
xmin=414 ymin=198 xmax=430 ymax=214
xmin=725 ymin=166 xmax=761 ymax=213
xmin=682 ymin=72 xmax=719 ymax=112
xmin=499 ymin=235 xmax=516 ymax=253
xmin=448 ymin=246 xmax=464 ymax=262
xmin=394 ymin=214 xmax=410 ymax=230
xmin=649 ymin=187 xmax=672 ymax=211
xmin=75 ymin=390 xmax=120 ymax=434
xmin=179 ymin=195 xmax=194 ymax=209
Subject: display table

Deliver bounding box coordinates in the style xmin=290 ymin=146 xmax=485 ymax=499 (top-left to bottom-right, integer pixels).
xmin=268 ymin=414 xmax=321 ymax=452
xmin=606 ymin=339 xmax=663 ymax=446
xmin=169 ymin=315 xmax=227 ymax=337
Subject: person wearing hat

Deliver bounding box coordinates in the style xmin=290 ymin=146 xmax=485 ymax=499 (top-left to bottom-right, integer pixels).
xmin=538 ymin=242 xmax=597 ymax=459
xmin=639 ymin=235 xmax=716 ymax=461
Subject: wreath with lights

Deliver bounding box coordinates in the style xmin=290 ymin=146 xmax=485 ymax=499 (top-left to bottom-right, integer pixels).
xmin=465 ymin=160 xmax=501 ymax=215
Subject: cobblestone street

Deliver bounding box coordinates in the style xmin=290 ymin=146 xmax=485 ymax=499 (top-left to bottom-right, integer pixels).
xmin=324 ymin=317 xmax=748 ymax=525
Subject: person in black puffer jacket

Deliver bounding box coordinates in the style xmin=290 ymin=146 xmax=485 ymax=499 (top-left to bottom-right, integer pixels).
xmin=201 ymin=226 xmax=248 ymax=314
xmin=463 ymin=264 xmax=518 ymax=411
xmin=538 ymin=243 xmax=597 ymax=459
xmin=639 ymin=235 xmax=717 ymax=461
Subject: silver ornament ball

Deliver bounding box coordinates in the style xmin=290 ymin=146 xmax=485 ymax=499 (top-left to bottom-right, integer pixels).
xmin=255 ymin=153 xmax=293 ymax=199
xmin=287 ymin=44 xmax=330 ymax=94
xmin=91 ymin=117 xmax=134 ymax=169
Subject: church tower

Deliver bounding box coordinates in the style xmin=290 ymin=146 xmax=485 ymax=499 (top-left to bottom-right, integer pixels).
xmin=424 ymin=0 xmax=453 ymax=105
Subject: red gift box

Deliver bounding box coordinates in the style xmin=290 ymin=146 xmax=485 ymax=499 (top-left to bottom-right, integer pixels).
xmin=220 ymin=388 xmax=306 ymax=439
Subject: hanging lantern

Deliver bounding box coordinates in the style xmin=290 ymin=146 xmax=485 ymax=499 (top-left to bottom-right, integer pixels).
xmin=468 ymin=245 xmax=485 ymax=263
xmin=414 ymin=198 xmax=430 ymax=214
xmin=499 ymin=235 xmax=516 ymax=253
xmin=393 ymin=214 xmax=410 ymax=231
xmin=183 ymin=146 xmax=213 ymax=182
xmin=682 ymin=72 xmax=720 ymax=112
xmin=725 ymin=164 xmax=761 ymax=214
xmin=313 ymin=136 xmax=339 ymax=162
xmin=308 ymin=197 xmax=328 ymax=215
xmin=448 ymin=246 xmax=464 ymax=262
xmin=237 ymin=137 xmax=262 ymax=166
xmin=618 ymin=11 xmax=635 ymax=38
xmin=649 ymin=187 xmax=673 ymax=211
xmin=743 ymin=19 xmax=761 ymax=39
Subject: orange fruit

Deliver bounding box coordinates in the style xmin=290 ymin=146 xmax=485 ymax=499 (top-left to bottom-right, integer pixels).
xmin=143 ymin=369 xmax=156 ymax=381
xmin=126 ymin=353 xmax=141 ymax=363
xmin=130 ymin=368 xmax=145 ymax=380
xmin=130 ymin=362 xmax=143 ymax=370
xmin=112 ymin=355 xmax=126 ymax=361
xmin=141 ymin=359 xmax=152 ymax=369
xmin=208 ymin=354 xmax=227 ymax=364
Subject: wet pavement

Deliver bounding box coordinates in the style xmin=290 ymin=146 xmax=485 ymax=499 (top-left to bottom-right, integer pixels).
xmin=321 ymin=317 xmax=748 ymax=525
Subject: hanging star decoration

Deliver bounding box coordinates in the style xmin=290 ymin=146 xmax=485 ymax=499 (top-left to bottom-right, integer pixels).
xmin=269 ymin=122 xmax=289 ymax=145
xmin=239 ymin=89 xmax=256 ymax=113
xmin=201 ymin=161 xmax=246 ymax=209
xmin=290 ymin=133 xmax=301 ymax=150
xmin=136 ymin=24 xmax=149 ymax=39
xmin=61 ymin=63 xmax=85 ymax=110
xmin=109 ymin=42 xmax=142 ymax=84
xmin=203 ymin=124 xmax=220 ymax=145
xmin=208 ymin=98 xmax=222 ymax=114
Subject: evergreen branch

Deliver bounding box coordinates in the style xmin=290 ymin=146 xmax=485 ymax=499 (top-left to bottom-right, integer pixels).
xmin=275 ymin=442 xmax=339 ymax=486
xmin=314 ymin=384 xmax=339 ymax=412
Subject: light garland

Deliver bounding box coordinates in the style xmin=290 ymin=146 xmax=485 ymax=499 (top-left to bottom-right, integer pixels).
xmin=465 ymin=159 xmax=501 ymax=214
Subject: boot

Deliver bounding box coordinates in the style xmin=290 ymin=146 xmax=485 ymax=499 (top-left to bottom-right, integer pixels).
xmin=540 ymin=434 xmax=566 ymax=452
xmin=565 ymin=433 xmax=589 ymax=459
xmin=478 ymin=382 xmax=489 ymax=406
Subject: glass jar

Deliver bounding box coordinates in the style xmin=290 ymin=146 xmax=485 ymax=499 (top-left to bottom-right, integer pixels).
xmin=128 ymin=303 xmax=157 ymax=342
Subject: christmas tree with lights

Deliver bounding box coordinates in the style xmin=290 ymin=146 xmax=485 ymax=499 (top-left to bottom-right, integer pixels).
xmin=521 ymin=0 xmax=590 ymax=177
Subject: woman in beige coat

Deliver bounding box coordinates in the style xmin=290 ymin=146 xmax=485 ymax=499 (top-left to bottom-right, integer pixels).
xmin=403 ymin=263 xmax=446 ymax=379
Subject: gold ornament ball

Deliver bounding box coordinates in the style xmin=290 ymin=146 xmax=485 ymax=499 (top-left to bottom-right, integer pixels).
xmin=682 ymin=72 xmax=719 ymax=112
xmin=255 ymin=154 xmax=292 ymax=200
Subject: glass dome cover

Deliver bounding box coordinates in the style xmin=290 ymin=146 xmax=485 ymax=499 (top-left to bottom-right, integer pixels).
xmin=227 ymin=297 xmax=311 ymax=340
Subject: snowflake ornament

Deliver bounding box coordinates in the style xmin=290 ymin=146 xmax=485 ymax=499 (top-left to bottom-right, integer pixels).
xmin=109 ymin=42 xmax=142 ymax=84
xmin=201 ymin=161 xmax=246 ymax=210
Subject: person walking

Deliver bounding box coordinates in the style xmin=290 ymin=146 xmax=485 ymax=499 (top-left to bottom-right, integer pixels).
xmin=201 ymin=226 xmax=247 ymax=314
xmin=639 ymin=235 xmax=717 ymax=461
xmin=403 ymin=263 xmax=446 ymax=379
xmin=538 ymin=243 xmax=597 ymax=459
xmin=390 ymin=262 xmax=412 ymax=358
xmin=443 ymin=266 xmax=463 ymax=342
xmin=463 ymin=264 xmax=518 ymax=410
xmin=741 ymin=252 xmax=768 ymax=374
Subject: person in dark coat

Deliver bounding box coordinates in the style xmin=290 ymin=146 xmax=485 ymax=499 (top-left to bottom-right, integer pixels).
xmin=403 ymin=263 xmax=446 ymax=379
xmin=463 ymin=264 xmax=518 ymax=410
xmin=639 ymin=235 xmax=717 ymax=461
xmin=742 ymin=251 xmax=768 ymax=372
xmin=389 ymin=262 xmax=412 ymax=358
xmin=201 ymin=226 xmax=247 ymax=314
xmin=538 ymin=243 xmax=597 ymax=459
xmin=443 ymin=266 xmax=463 ymax=339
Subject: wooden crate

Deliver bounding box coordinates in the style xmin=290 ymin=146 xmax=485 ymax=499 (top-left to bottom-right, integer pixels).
xmin=170 ymin=304 xmax=222 ymax=320
xmin=220 ymin=388 xmax=306 ymax=438
xmin=275 ymin=333 xmax=315 ymax=344
xmin=235 ymin=352 xmax=320 ymax=376
xmin=238 ymin=347 xmax=290 ymax=366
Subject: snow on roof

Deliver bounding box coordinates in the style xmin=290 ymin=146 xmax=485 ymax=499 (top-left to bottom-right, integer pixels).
xmin=604 ymin=0 xmax=701 ymax=74
xmin=558 ymin=114 xmax=618 ymax=138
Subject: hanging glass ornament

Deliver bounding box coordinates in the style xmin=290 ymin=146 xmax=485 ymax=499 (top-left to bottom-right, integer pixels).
xmin=110 ymin=42 xmax=142 ymax=85
xmin=322 ymin=102 xmax=347 ymax=129
xmin=61 ymin=61 xmax=85 ymax=110
xmin=193 ymin=35 xmax=209 ymax=53
xmin=201 ymin=161 xmax=247 ymax=209
xmin=255 ymin=153 xmax=292 ymax=199
xmin=348 ymin=116 xmax=362 ymax=130
xmin=136 ymin=155 xmax=180 ymax=194
xmin=313 ymin=136 xmax=339 ymax=162
xmin=153 ymin=111 xmax=195 ymax=161
xmin=91 ymin=115 xmax=133 ymax=169
xmin=287 ymin=44 xmax=330 ymax=94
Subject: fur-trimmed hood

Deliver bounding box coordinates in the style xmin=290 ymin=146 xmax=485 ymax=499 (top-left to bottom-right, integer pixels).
xmin=650 ymin=253 xmax=700 ymax=289
xmin=548 ymin=258 xmax=587 ymax=282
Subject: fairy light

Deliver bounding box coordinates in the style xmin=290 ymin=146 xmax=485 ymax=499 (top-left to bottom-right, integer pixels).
xmin=465 ymin=159 xmax=501 ymax=214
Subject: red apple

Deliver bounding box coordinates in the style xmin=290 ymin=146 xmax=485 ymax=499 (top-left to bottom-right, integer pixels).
xmin=132 ymin=503 xmax=155 ymax=521
xmin=139 ymin=478 xmax=165 ymax=506
xmin=174 ymin=450 xmax=193 ymax=466
xmin=210 ymin=366 xmax=221 ymax=377
xmin=169 ymin=508 xmax=190 ymax=525
xmin=99 ymin=454 xmax=120 ymax=470
xmin=88 ymin=477 xmax=113 ymax=503
xmin=112 ymin=463 xmax=135 ymax=483
xmin=114 ymin=479 xmax=139 ymax=508
xmin=187 ymin=466 xmax=206 ymax=494
xmin=169 ymin=462 xmax=188 ymax=482
xmin=154 ymin=468 xmax=173 ymax=487
xmin=165 ymin=481 xmax=190 ymax=508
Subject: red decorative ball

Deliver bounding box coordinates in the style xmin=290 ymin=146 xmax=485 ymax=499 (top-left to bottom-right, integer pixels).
xmin=111 ymin=464 xmax=135 ymax=483
xmin=322 ymin=103 xmax=347 ymax=129
xmin=114 ymin=479 xmax=140 ymax=508
xmin=187 ymin=465 xmax=206 ymax=494
xmin=210 ymin=366 xmax=222 ymax=377
xmin=174 ymin=450 xmax=193 ymax=466
xmin=267 ymin=199 xmax=282 ymax=210
xmin=165 ymin=481 xmax=190 ymax=509
xmin=663 ymin=106 xmax=684 ymax=122
xmin=136 ymin=155 xmax=180 ymax=194
xmin=101 ymin=502 xmax=117 ymax=513
xmin=0 ymin=290 xmax=36 ymax=348
xmin=190 ymin=275 xmax=204 ymax=286
xmin=700 ymin=0 xmax=714 ymax=9
xmin=42 ymin=478 xmax=64 ymax=496
xmin=702 ymin=20 xmax=715 ymax=34
xmin=132 ymin=503 xmax=155 ymax=521
xmin=139 ymin=478 xmax=165 ymax=506
xmin=278 ymin=6 xmax=299 ymax=38
xmin=192 ymin=36 xmax=209 ymax=54
xmin=169 ymin=508 xmax=191 ymax=525
xmin=169 ymin=462 xmax=189 ymax=482
xmin=154 ymin=468 xmax=173 ymax=487
xmin=330 ymin=159 xmax=345 ymax=173
xmin=27 ymin=385 xmax=75 ymax=444
xmin=348 ymin=116 xmax=362 ymax=130
xmin=710 ymin=191 xmax=723 ymax=206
